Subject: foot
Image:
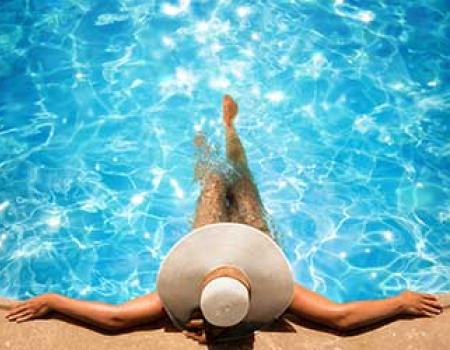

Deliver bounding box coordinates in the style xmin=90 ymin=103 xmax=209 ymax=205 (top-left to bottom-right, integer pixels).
xmin=194 ymin=132 xmax=208 ymax=151
xmin=223 ymin=94 xmax=238 ymax=128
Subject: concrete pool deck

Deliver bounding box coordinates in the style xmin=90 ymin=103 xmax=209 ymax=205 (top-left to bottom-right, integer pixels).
xmin=1 ymin=295 xmax=449 ymax=350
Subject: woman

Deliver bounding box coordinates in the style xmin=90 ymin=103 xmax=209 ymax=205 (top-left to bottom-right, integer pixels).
xmin=5 ymin=95 xmax=444 ymax=344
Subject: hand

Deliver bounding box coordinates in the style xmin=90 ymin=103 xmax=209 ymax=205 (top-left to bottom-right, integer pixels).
xmin=5 ymin=294 xmax=53 ymax=323
xmin=183 ymin=317 xmax=232 ymax=345
xmin=399 ymin=291 xmax=443 ymax=317
xmin=183 ymin=318 xmax=207 ymax=344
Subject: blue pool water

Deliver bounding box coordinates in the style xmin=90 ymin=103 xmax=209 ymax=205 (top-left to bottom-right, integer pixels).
xmin=0 ymin=0 xmax=449 ymax=304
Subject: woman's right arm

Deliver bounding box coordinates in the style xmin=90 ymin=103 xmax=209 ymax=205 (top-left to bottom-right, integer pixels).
xmin=5 ymin=292 xmax=166 ymax=331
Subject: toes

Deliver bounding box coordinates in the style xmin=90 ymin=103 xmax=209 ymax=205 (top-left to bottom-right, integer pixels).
xmin=223 ymin=94 xmax=233 ymax=104
xmin=194 ymin=133 xmax=205 ymax=147
xmin=222 ymin=95 xmax=238 ymax=119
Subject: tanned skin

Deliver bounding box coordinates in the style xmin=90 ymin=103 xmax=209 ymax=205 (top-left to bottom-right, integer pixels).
xmin=5 ymin=95 xmax=444 ymax=345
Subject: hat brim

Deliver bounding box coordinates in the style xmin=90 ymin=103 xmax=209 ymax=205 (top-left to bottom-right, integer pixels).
xmin=156 ymin=223 xmax=294 ymax=328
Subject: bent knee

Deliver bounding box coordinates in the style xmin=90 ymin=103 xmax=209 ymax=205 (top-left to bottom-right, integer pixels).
xmin=202 ymin=172 xmax=226 ymax=188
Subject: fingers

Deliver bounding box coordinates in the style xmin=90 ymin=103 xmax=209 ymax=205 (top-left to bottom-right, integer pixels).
xmin=416 ymin=293 xmax=443 ymax=317
xmin=6 ymin=308 xmax=33 ymax=322
xmin=183 ymin=311 xmax=210 ymax=344
xmin=422 ymin=294 xmax=438 ymax=302
xmin=5 ymin=301 xmax=38 ymax=322
xmin=423 ymin=298 xmax=443 ymax=309
xmin=183 ymin=318 xmax=207 ymax=344
xmin=15 ymin=312 xmax=34 ymax=323
xmin=183 ymin=330 xmax=207 ymax=344
xmin=5 ymin=304 xmax=29 ymax=319
xmin=422 ymin=304 xmax=442 ymax=316
xmin=422 ymin=310 xmax=437 ymax=318
xmin=183 ymin=330 xmax=200 ymax=341
xmin=6 ymin=309 xmax=34 ymax=322
xmin=421 ymin=294 xmax=443 ymax=314
xmin=185 ymin=318 xmax=204 ymax=329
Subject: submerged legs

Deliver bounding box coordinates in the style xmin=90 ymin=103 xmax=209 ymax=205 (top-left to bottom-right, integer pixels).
xmin=222 ymin=95 xmax=271 ymax=236
xmin=191 ymin=134 xmax=229 ymax=229
xmin=191 ymin=95 xmax=270 ymax=236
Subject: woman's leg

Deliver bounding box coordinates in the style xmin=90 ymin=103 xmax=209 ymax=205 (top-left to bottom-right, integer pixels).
xmin=192 ymin=134 xmax=229 ymax=229
xmin=222 ymin=95 xmax=271 ymax=236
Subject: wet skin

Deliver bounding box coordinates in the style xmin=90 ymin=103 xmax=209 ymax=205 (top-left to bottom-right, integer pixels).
xmin=5 ymin=95 xmax=444 ymax=345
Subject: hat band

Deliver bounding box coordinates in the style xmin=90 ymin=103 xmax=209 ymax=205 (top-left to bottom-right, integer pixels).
xmin=200 ymin=266 xmax=251 ymax=296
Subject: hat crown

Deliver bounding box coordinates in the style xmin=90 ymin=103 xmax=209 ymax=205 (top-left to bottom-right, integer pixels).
xmin=200 ymin=276 xmax=250 ymax=327
xmin=156 ymin=223 xmax=295 ymax=330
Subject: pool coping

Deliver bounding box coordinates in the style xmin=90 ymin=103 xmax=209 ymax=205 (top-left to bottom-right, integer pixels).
xmin=1 ymin=295 xmax=449 ymax=349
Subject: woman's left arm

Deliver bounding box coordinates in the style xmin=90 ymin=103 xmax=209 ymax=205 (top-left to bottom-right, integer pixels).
xmin=288 ymin=283 xmax=443 ymax=331
xmin=5 ymin=292 xmax=166 ymax=331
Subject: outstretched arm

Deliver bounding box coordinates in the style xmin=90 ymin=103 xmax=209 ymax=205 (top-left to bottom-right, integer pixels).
xmin=288 ymin=283 xmax=443 ymax=331
xmin=5 ymin=292 xmax=166 ymax=331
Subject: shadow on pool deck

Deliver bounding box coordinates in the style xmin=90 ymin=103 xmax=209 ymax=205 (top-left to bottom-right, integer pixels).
xmin=1 ymin=296 xmax=449 ymax=349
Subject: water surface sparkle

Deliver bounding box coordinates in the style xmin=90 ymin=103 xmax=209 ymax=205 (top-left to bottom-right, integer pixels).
xmin=0 ymin=0 xmax=449 ymax=303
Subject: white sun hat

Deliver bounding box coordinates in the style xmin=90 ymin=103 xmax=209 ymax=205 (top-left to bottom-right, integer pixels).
xmin=156 ymin=223 xmax=294 ymax=330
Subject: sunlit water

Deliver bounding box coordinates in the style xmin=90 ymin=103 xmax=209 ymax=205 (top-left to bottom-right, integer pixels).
xmin=1 ymin=0 xmax=449 ymax=304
